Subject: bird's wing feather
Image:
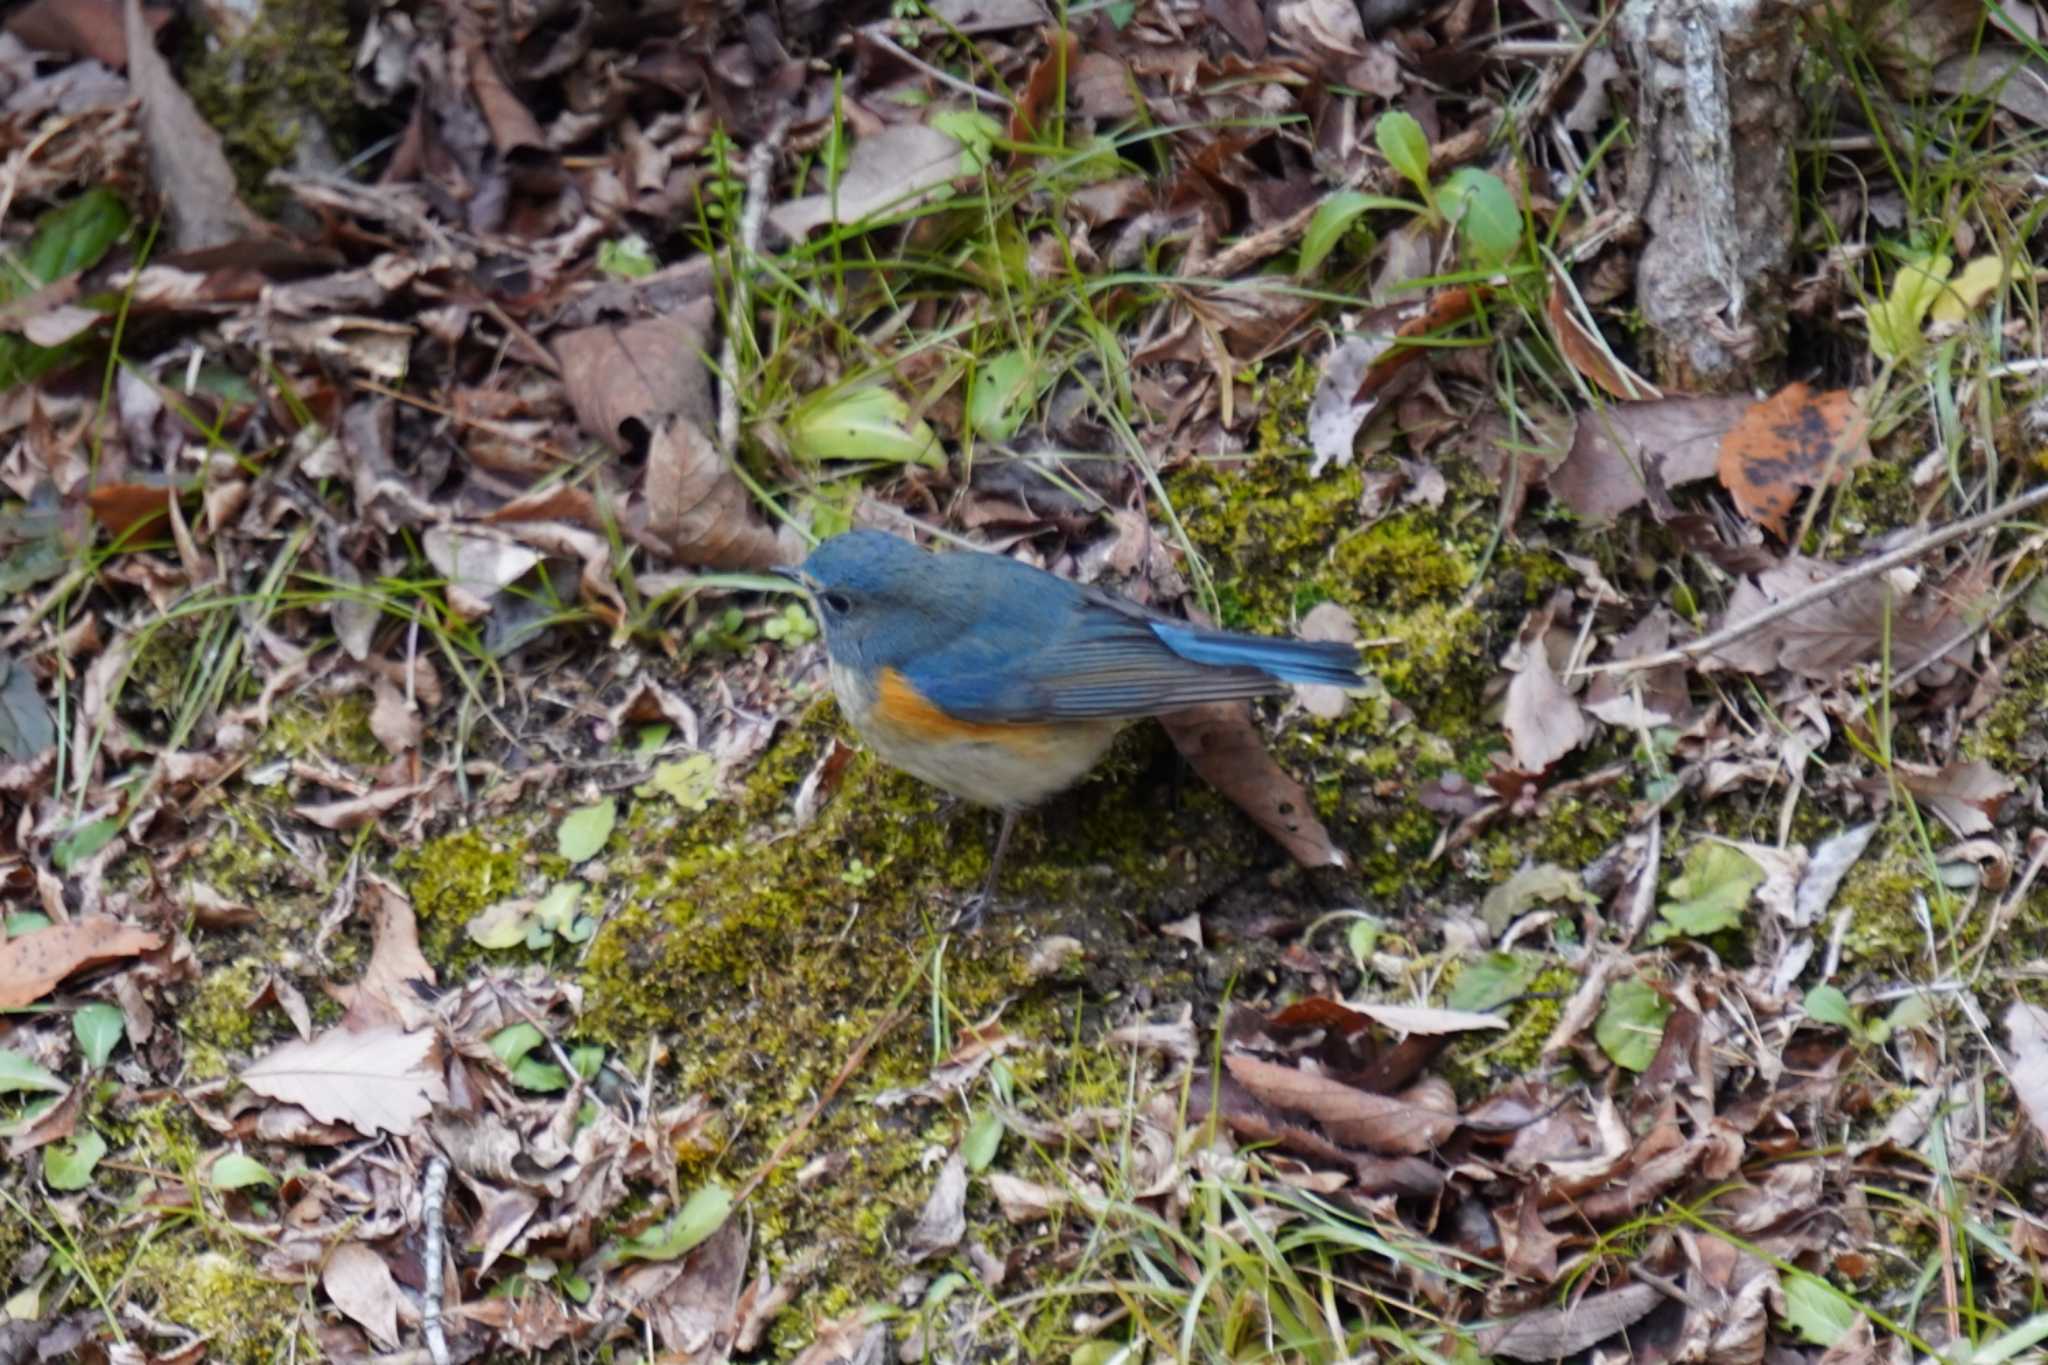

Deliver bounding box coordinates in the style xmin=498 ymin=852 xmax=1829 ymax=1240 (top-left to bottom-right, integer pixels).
xmin=905 ymin=611 xmax=1287 ymax=722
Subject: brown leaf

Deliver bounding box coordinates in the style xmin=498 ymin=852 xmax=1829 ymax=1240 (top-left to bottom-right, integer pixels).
xmin=0 ymin=917 xmax=164 ymax=1008
xmin=766 ymin=124 xmax=964 ymax=239
xmin=1716 ymin=383 xmax=1869 ymax=537
xmin=904 ymin=1152 xmax=968 ymax=1262
xmin=240 ymin=1024 xmax=446 ymax=1136
xmin=295 ymin=782 xmax=430 ymax=831
xmin=1898 ymin=758 xmax=2016 ymax=837
xmin=1478 ymin=1282 xmax=1663 ymax=1360
xmin=1549 ymin=395 xmax=1751 ymax=525
xmin=1224 ymin=1055 xmax=1457 ymax=1155
xmin=554 ymin=306 xmax=795 ymax=571
xmin=86 ymin=482 xmax=182 ymax=542
xmin=6 ymin=0 xmax=167 ymax=66
xmin=1156 ymin=702 xmax=1344 ymax=868
xmin=1546 ymin=269 xmax=1659 ymax=401
xmin=322 ymin=1242 xmax=403 ymax=1349
xmin=1704 ymin=558 xmax=1982 ymax=679
xmin=122 ymin=0 xmax=264 ymax=251
xmin=1501 ymin=599 xmax=1588 ymax=773
xmin=2004 ymin=1002 xmax=2048 ymax=1147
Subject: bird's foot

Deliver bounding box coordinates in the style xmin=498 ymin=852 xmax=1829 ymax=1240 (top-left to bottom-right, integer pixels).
xmin=947 ymin=887 xmax=1005 ymax=931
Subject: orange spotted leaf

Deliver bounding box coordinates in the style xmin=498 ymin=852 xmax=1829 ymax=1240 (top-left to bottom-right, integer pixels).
xmin=1716 ymin=384 xmax=1869 ymax=537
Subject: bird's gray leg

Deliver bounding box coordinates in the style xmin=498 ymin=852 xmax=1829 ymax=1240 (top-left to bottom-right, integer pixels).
xmin=951 ymin=809 xmax=1018 ymax=930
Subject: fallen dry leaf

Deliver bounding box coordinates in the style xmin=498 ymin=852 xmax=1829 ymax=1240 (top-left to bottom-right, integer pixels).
xmin=1716 ymin=383 xmax=1868 ymax=537
xmin=1478 ymin=1282 xmax=1664 ymax=1360
xmin=322 ymin=1241 xmax=403 ymax=1349
xmin=1224 ymin=1055 xmax=1457 ymax=1155
xmin=1898 ymin=758 xmax=2016 ymax=838
xmin=1549 ymin=395 xmax=1751 ymax=525
xmin=2005 ymin=1002 xmax=2048 ymax=1146
xmin=0 ymin=917 xmax=165 ymax=1008
xmin=1156 ymin=702 xmax=1345 ymax=868
xmin=240 ymin=1024 xmax=446 ymax=1136
xmin=1501 ymin=600 xmax=1588 ymax=773
xmin=1547 ymin=268 xmax=1659 ymax=401
xmin=554 ymin=305 xmax=795 ymax=570
xmin=122 ymin=0 xmax=264 ymax=251
xmin=904 ymin=1151 xmax=968 ymax=1262
xmin=767 ymin=123 xmax=964 ymax=239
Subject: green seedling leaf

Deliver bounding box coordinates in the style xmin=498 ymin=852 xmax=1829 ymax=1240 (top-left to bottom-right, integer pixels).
xmin=511 ymin=1056 xmax=569 ymax=1092
xmin=43 ymin=1130 xmax=106 ymax=1191
xmin=556 ymin=798 xmax=616 ymax=863
xmin=491 ymin=1022 xmax=546 ymax=1070
xmin=51 ymin=816 xmax=121 ymax=872
xmin=1438 ymin=167 xmax=1522 ymax=268
xmin=648 ymin=754 xmax=718 ymax=813
xmin=1649 ymin=842 xmax=1764 ymax=943
xmin=16 ymin=188 xmax=131 ymax=291
xmin=931 ymin=109 xmax=1004 ymax=175
xmin=0 ymin=1049 xmax=67 ymax=1094
xmin=1802 ymin=984 xmax=1859 ymax=1031
xmin=788 ymin=385 xmax=944 ymax=468
xmin=467 ymin=898 xmax=537 ymax=950
xmin=534 ymin=882 xmax=584 ymax=936
xmin=1446 ymin=951 xmax=1538 ymax=1013
xmin=967 ymin=349 xmax=1036 ymax=440
xmin=71 ymin=1002 xmax=124 ymax=1069
xmin=1868 ymin=253 xmax=1952 ymax=364
xmin=4 ymin=911 xmax=51 ymax=937
xmin=1374 ymin=111 xmax=1432 ymax=202
xmin=1595 ymin=977 xmax=1670 ymax=1072
xmin=962 ymin=1110 xmax=1004 ymax=1172
xmin=209 ymin=1153 xmax=277 ymax=1190
xmin=0 ymin=656 xmax=55 ymax=760
xmin=1298 ymin=191 xmax=1418 ymax=276
xmin=1779 ymin=1270 xmax=1858 ymax=1346
xmin=597 ymin=235 xmax=657 ymax=279
xmin=568 ymin=1044 xmax=606 ymax=1080
xmin=1885 ymin=992 xmax=1934 ymax=1036
xmin=614 ymin=1184 xmax=734 ymax=1263
xmin=1344 ymin=916 xmax=1380 ymax=964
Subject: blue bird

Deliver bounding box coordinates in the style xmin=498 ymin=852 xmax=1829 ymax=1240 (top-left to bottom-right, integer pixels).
xmin=776 ymin=529 xmax=1361 ymax=917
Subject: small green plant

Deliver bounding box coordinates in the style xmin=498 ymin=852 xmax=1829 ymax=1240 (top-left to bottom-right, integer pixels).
xmin=1298 ymin=110 xmax=1526 ymax=278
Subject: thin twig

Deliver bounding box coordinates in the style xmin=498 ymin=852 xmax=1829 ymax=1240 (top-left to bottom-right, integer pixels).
xmin=420 ymin=1154 xmax=451 ymax=1365
xmin=719 ymin=119 xmax=788 ymax=458
xmin=1575 ymin=482 xmax=2048 ymax=677
xmin=859 ymin=26 xmax=1015 ymax=110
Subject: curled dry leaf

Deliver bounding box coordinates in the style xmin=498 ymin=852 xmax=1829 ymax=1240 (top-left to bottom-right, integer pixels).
xmin=1705 ymin=557 xmax=1982 ymax=679
xmin=0 ymin=917 xmax=164 ymax=1008
xmin=1224 ymin=1054 xmax=1458 ymax=1155
xmin=1715 ymin=383 xmax=1869 ymax=537
xmin=1546 ymin=267 xmax=1659 ymax=401
xmin=1478 ymin=1281 xmax=1664 ymax=1361
xmin=903 ymin=1152 xmax=968 ymax=1262
xmin=1156 ymin=702 xmax=1345 ymax=869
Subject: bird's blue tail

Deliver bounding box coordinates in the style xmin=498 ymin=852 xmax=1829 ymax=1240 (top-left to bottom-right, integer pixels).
xmin=1151 ymin=623 xmax=1363 ymax=687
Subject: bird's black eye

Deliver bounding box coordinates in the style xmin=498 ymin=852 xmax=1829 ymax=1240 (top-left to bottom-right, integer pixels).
xmin=821 ymin=592 xmax=852 ymax=615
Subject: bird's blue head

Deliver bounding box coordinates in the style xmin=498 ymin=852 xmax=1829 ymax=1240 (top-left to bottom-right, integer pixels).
xmin=775 ymin=530 xmax=960 ymax=671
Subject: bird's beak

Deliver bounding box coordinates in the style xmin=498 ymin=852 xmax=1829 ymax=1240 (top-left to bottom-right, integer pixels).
xmin=770 ymin=564 xmax=815 ymax=591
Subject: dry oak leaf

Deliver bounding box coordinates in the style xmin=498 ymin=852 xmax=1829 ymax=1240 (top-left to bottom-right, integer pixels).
xmin=240 ymin=1024 xmax=446 ymax=1136
xmin=1716 ymin=383 xmax=1869 ymax=537
xmin=0 ymin=917 xmax=164 ymax=1008
xmin=322 ymin=1241 xmax=404 ymax=1349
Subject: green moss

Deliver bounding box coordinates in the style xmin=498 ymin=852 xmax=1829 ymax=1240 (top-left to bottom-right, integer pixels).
xmin=179 ymin=956 xmax=271 ymax=1079
xmin=184 ymin=0 xmax=359 ymax=211
xmin=132 ymin=1245 xmax=310 ymax=1364
xmin=1967 ymin=633 xmax=2048 ymax=773
xmin=398 ymin=826 xmax=530 ymax=961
